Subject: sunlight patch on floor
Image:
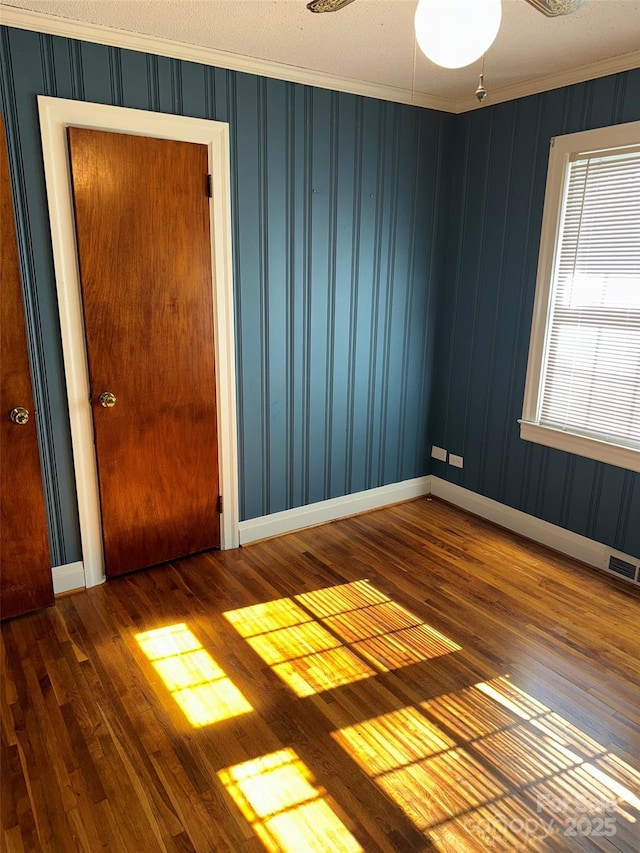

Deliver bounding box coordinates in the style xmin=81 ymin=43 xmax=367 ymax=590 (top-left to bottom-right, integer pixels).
xmin=223 ymin=580 xmax=460 ymax=695
xmin=332 ymin=675 xmax=640 ymax=849
xmin=218 ymin=748 xmax=363 ymax=853
xmin=135 ymin=623 xmax=253 ymax=727
xmin=225 ymin=598 xmax=313 ymax=637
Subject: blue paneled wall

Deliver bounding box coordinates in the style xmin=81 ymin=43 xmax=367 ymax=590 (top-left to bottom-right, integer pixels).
xmin=431 ymin=71 xmax=640 ymax=558
xmin=0 ymin=26 xmax=453 ymax=563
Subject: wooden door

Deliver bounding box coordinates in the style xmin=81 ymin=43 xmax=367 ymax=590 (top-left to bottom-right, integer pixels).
xmin=0 ymin=116 xmax=54 ymax=619
xmin=67 ymin=129 xmax=220 ymax=578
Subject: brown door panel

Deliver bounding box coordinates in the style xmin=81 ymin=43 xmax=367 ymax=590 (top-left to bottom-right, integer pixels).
xmin=1 ymin=116 xmax=54 ymax=619
xmin=67 ymin=129 xmax=220 ymax=577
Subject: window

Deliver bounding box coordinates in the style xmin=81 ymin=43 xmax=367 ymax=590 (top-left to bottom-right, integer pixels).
xmin=520 ymin=121 xmax=640 ymax=473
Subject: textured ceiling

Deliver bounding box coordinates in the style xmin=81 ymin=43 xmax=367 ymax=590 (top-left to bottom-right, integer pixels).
xmin=1 ymin=0 xmax=639 ymax=109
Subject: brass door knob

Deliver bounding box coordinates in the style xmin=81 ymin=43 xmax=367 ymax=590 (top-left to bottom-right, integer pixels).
xmin=9 ymin=407 xmax=30 ymax=425
xmin=99 ymin=392 xmax=117 ymax=408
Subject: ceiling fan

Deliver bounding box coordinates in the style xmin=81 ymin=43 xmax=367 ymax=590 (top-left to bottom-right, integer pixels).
xmin=306 ymin=0 xmax=588 ymax=102
xmin=307 ymin=0 xmax=587 ymax=16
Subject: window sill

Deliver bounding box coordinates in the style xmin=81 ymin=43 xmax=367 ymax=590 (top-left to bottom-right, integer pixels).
xmin=518 ymin=421 xmax=640 ymax=473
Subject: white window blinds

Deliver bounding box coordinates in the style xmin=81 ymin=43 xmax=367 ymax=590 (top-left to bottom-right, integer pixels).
xmin=538 ymin=145 xmax=640 ymax=448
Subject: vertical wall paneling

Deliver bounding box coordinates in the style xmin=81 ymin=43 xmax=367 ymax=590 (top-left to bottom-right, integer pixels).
xmin=344 ymin=97 xmax=364 ymax=496
xmin=624 ymin=478 xmax=640 ymax=557
xmin=348 ymin=98 xmax=378 ymax=493
xmin=82 ymin=43 xmax=115 ymax=105
xmin=621 ymin=69 xmax=640 ymax=124
xmin=300 ymin=85 xmax=313 ymax=508
xmin=146 ymin=54 xmax=160 ymax=112
xmin=323 ymin=90 xmax=338 ymax=500
xmin=327 ymin=92 xmax=352 ymax=500
xmin=393 ymin=109 xmax=418 ymax=481
xmin=170 ymin=58 xmax=182 ymax=115
xmin=363 ymin=100 xmax=386 ymax=492
xmin=257 ymin=76 xmax=269 ymax=515
xmin=458 ymin=107 xmax=493 ymax=490
xmin=409 ymin=111 xmax=451 ymax=481
xmin=475 ymin=104 xmax=516 ymax=496
xmin=39 ymin=34 xmax=56 ymax=96
xmin=377 ymin=104 xmax=400 ymax=486
xmin=233 ymin=72 xmax=262 ymax=522
xmin=120 ymin=48 xmax=149 ymax=109
xmin=430 ymin=114 xmax=470 ymax=481
xmin=68 ymin=39 xmax=84 ymax=101
xmin=613 ymin=471 xmax=634 ymax=554
xmin=108 ymin=46 xmax=123 ymax=106
xmin=308 ymin=87 xmax=331 ymax=505
xmin=288 ymin=82 xmax=307 ymax=509
xmin=285 ymin=82 xmax=295 ymax=508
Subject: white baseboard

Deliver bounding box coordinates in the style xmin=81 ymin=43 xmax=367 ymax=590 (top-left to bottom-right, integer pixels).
xmin=52 ymin=561 xmax=86 ymax=595
xmin=430 ymin=477 xmax=639 ymax=582
xmin=50 ymin=477 xmax=637 ymax=590
xmin=238 ymin=476 xmax=432 ymax=545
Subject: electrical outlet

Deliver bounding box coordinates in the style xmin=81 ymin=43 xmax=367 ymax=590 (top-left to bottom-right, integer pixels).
xmin=431 ymin=445 xmax=447 ymax=462
xmin=449 ymin=454 xmax=463 ymax=468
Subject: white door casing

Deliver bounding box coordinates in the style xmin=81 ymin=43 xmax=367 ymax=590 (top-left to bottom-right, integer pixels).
xmin=38 ymin=96 xmax=239 ymax=588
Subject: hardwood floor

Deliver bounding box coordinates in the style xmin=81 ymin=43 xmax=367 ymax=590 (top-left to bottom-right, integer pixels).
xmin=2 ymin=497 xmax=639 ymax=852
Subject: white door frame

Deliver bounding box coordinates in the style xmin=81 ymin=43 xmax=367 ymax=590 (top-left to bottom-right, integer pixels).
xmin=38 ymin=96 xmax=239 ymax=588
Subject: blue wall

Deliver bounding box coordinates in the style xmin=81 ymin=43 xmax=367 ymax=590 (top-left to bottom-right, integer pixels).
xmin=431 ymin=71 xmax=640 ymax=558
xmin=0 ymin=26 xmax=453 ymax=564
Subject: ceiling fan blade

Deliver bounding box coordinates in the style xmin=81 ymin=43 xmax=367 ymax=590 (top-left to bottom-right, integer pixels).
xmin=307 ymin=0 xmax=587 ymax=16
xmin=306 ymin=0 xmax=356 ymax=12
xmin=523 ymin=0 xmax=587 ymax=16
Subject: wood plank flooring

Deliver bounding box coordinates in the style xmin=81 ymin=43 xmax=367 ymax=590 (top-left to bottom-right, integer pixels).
xmin=2 ymin=497 xmax=639 ymax=852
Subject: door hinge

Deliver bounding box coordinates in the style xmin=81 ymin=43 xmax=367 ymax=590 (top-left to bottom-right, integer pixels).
xmin=207 ymin=174 xmax=213 ymax=198
xmin=217 ymin=494 xmax=223 ymax=514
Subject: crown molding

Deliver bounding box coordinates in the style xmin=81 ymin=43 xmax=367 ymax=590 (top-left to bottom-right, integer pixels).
xmin=1 ymin=6 xmax=638 ymax=115
xmin=0 ymin=5 xmax=454 ymax=112
xmin=455 ymin=48 xmax=640 ymax=113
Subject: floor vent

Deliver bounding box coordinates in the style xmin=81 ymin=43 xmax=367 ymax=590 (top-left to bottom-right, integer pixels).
xmin=607 ymin=555 xmax=637 ymax=581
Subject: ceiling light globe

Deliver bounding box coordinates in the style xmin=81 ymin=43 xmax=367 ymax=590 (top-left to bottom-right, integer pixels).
xmin=414 ymin=0 xmax=502 ymax=69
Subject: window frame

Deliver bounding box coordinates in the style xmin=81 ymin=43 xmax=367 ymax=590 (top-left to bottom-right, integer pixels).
xmin=520 ymin=120 xmax=640 ymax=474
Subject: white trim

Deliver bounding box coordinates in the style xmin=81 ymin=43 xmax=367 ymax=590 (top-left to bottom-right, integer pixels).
xmin=519 ymin=421 xmax=640 ymax=473
xmin=0 ymin=6 xmax=451 ymax=113
xmin=521 ymin=134 xmax=566 ymax=423
xmin=49 ymin=479 xmax=639 ymax=592
xmin=52 ymin=561 xmax=85 ymax=595
xmin=454 ymin=49 xmax=640 ymax=113
xmin=38 ymin=97 xmax=239 ymax=588
xmin=238 ymin=476 xmax=432 ymax=545
xmin=3 ymin=6 xmax=639 ymax=115
xmin=239 ymin=474 xmax=639 ymax=583
xmin=521 ymin=120 xmax=640 ymax=475
xmin=429 ymin=477 xmax=639 ymax=577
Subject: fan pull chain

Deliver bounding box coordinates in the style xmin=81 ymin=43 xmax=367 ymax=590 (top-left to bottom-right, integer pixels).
xmin=411 ymin=36 xmax=417 ymax=104
xmin=475 ymin=54 xmax=488 ymax=103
